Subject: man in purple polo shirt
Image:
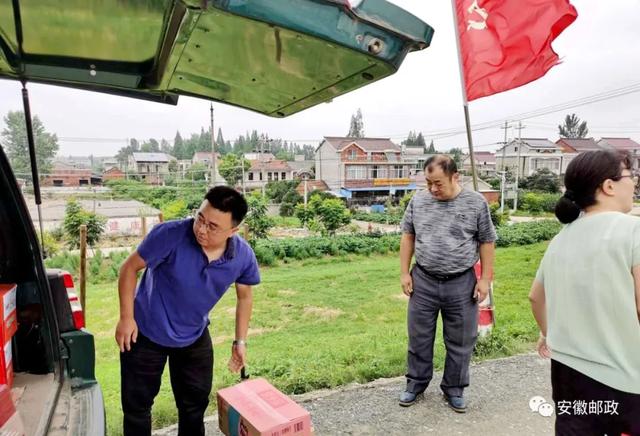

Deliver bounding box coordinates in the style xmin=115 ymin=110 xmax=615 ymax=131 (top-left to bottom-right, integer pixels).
xmin=115 ymin=186 xmax=260 ymax=436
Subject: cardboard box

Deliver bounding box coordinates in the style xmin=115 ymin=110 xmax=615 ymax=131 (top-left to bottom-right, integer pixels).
xmin=0 ymin=285 xmax=17 ymax=343
xmin=0 ymin=384 xmax=15 ymax=427
xmin=0 ymin=341 xmax=13 ymax=387
xmin=0 ymin=384 xmax=23 ymax=435
xmin=0 ymin=411 xmax=25 ymax=436
xmin=218 ymin=378 xmax=312 ymax=436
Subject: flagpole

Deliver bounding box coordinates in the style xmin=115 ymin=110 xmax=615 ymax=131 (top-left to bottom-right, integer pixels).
xmin=450 ymin=0 xmax=479 ymax=191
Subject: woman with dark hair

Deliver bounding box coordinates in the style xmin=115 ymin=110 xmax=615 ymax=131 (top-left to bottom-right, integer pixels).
xmin=529 ymin=150 xmax=640 ymax=435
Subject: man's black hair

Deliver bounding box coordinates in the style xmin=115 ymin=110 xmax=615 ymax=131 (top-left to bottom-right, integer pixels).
xmin=423 ymin=154 xmax=458 ymax=177
xmin=204 ymin=186 xmax=248 ymax=226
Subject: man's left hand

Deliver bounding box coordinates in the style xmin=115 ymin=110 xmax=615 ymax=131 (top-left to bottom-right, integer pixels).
xmin=474 ymin=278 xmax=491 ymax=305
xmin=228 ymin=342 xmax=246 ymax=373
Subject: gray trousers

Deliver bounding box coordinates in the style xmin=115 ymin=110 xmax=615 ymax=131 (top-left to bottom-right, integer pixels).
xmin=406 ymin=265 xmax=478 ymax=397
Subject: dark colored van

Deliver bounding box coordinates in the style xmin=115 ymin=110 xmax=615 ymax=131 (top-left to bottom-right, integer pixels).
xmin=0 ymin=1 xmax=431 ymax=434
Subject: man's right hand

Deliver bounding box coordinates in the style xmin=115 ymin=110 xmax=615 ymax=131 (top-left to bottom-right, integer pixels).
xmin=401 ymin=272 xmax=413 ymax=296
xmin=115 ymin=317 xmax=138 ymax=352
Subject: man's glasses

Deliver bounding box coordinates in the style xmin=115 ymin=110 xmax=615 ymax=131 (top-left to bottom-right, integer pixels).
xmin=193 ymin=213 xmax=233 ymax=235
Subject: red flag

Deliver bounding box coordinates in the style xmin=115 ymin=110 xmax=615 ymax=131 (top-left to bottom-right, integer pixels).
xmin=456 ymin=0 xmax=578 ymax=101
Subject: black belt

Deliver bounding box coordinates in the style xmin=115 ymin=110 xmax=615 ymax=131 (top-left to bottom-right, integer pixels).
xmin=415 ymin=263 xmax=473 ymax=281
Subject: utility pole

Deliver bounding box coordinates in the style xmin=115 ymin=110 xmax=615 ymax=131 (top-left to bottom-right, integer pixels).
xmin=210 ymin=103 xmax=216 ymax=187
xmin=499 ymin=121 xmax=511 ymax=172
xmin=124 ymin=138 xmax=129 ymax=180
xmin=241 ymin=160 xmax=246 ymax=195
xmin=259 ymin=135 xmax=265 ymax=196
xmin=499 ymin=120 xmax=511 ymax=213
xmin=499 ymin=170 xmax=506 ymax=213
xmin=513 ymin=121 xmax=525 ymax=211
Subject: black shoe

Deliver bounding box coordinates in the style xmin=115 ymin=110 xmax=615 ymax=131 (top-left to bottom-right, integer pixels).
xmin=444 ymin=394 xmax=466 ymax=413
xmin=399 ymin=390 xmax=422 ymax=407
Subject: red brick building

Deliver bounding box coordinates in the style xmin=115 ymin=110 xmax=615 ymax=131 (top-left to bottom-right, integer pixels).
xmin=103 ymin=167 xmax=125 ymax=182
xmin=43 ymin=163 xmax=102 ymax=186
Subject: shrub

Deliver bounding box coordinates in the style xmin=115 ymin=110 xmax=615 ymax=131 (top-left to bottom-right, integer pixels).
xmin=245 ymin=194 xmax=274 ymax=239
xmin=540 ymin=193 xmax=561 ymax=213
xmin=399 ymin=192 xmax=414 ymax=211
xmin=489 ymin=203 xmax=509 ymax=227
xmin=351 ymin=212 xmax=402 ymax=225
xmin=520 ymin=192 xmax=544 ymax=213
xmin=63 ymin=200 xmax=107 ymax=248
xmin=496 ymin=220 xmax=562 ymax=248
xmin=162 ymin=199 xmax=189 ymax=221
xmin=38 ymin=231 xmax=61 ymax=258
xmin=280 ymin=190 xmax=303 ymax=217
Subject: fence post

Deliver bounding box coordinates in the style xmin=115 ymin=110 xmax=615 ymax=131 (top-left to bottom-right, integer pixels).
xmin=141 ymin=216 xmax=147 ymax=238
xmin=242 ymin=223 xmax=249 ymax=241
xmin=158 ymin=212 xmax=164 ymax=223
xmin=79 ymin=224 xmax=87 ymax=319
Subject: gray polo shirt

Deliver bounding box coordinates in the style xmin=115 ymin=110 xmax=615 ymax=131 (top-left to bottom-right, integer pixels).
xmin=401 ymin=189 xmax=496 ymax=275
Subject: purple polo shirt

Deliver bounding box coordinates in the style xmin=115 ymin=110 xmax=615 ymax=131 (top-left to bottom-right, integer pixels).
xmin=134 ymin=218 xmax=260 ymax=347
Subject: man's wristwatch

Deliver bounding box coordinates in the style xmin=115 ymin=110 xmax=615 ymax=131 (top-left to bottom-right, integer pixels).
xmin=232 ymin=339 xmax=247 ymax=347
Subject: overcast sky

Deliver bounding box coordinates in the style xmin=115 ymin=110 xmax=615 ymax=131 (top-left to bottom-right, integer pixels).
xmin=1 ymin=0 xmax=639 ymax=157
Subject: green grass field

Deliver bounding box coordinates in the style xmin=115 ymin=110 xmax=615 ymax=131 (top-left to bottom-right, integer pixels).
xmin=87 ymin=242 xmax=547 ymax=435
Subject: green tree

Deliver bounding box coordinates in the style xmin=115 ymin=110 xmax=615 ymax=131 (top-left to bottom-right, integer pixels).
xmin=219 ymin=154 xmax=250 ymax=186
xmin=558 ymin=113 xmax=589 ymax=138
xmin=1 ymin=110 xmax=59 ymax=178
xmin=448 ymin=147 xmax=464 ymax=168
xmin=265 ymin=181 xmax=298 ymax=203
xmin=141 ymin=138 xmax=160 ymax=152
xmin=297 ymin=196 xmax=350 ymax=235
xmin=188 ymin=162 xmax=207 ymax=181
xmin=280 ymin=190 xmax=303 ymax=217
xmin=403 ymin=131 xmax=417 ymax=146
xmin=294 ymin=203 xmax=314 ymax=226
xmin=115 ymin=138 xmax=139 ymax=170
xmin=162 ymin=199 xmax=189 ymax=220
xmin=399 ymin=192 xmax=414 ymax=211
xmin=62 ymin=200 xmax=106 ymax=248
xmin=160 ymin=138 xmax=172 ymax=154
xmin=426 ymin=140 xmax=436 ymax=153
xmin=173 ymin=131 xmax=185 ymax=159
xmin=520 ymin=168 xmax=560 ymax=193
xmin=245 ymin=194 xmax=274 ymax=239
xmin=168 ymin=159 xmax=178 ymax=174
xmin=347 ymin=108 xmax=365 ymax=138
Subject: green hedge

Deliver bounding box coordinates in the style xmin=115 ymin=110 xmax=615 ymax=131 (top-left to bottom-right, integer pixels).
xmin=44 ymin=221 xmax=563 ymax=277
xmin=351 ymin=212 xmax=402 ymax=225
xmin=519 ymin=192 xmax=561 ymax=213
xmin=253 ymin=233 xmax=401 ymax=266
xmin=496 ymin=220 xmax=562 ymax=247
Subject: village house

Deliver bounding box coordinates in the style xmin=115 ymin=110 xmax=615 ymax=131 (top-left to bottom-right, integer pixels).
xmin=315 ymin=136 xmax=415 ymax=202
xmin=102 ymin=167 xmax=125 ymax=182
xmin=495 ymin=138 xmax=564 ymax=176
xmin=43 ymin=162 xmax=102 ymax=187
xmin=244 ymin=158 xmax=295 ymax=190
xmin=462 ymin=151 xmax=496 ymax=178
xmin=597 ymin=137 xmax=640 ymax=170
xmin=555 ymin=138 xmax=600 ymax=173
xmin=128 ymin=152 xmax=175 ymax=184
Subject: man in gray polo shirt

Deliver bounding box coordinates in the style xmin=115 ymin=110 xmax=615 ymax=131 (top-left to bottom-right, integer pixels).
xmin=398 ymin=154 xmax=496 ymax=412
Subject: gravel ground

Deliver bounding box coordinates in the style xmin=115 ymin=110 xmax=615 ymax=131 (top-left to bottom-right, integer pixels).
xmin=154 ymin=353 xmax=555 ymax=436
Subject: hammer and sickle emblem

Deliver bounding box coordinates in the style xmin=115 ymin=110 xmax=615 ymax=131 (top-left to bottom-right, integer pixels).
xmin=466 ymin=0 xmax=489 ymax=31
